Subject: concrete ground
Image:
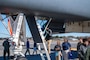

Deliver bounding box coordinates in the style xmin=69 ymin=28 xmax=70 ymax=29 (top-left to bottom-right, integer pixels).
xmin=0 ymin=39 xmax=79 ymax=60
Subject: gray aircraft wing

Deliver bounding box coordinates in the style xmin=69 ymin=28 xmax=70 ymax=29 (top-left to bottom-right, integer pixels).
xmin=0 ymin=0 xmax=90 ymax=21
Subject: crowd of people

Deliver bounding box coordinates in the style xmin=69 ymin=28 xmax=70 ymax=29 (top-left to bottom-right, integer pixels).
xmin=54 ymin=38 xmax=90 ymax=60
xmin=54 ymin=39 xmax=71 ymax=60
xmin=2 ymin=37 xmax=90 ymax=60
xmin=2 ymin=28 xmax=90 ymax=60
xmin=77 ymin=38 xmax=90 ymax=60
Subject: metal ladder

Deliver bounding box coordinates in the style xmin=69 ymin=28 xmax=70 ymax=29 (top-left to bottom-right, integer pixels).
xmin=36 ymin=17 xmax=52 ymax=60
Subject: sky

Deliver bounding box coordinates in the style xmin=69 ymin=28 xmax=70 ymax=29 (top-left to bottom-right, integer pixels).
xmin=0 ymin=14 xmax=47 ymax=38
xmin=0 ymin=14 xmax=90 ymax=38
xmin=0 ymin=14 xmax=32 ymax=38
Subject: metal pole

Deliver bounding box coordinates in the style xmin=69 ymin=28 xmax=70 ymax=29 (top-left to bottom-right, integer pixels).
xmin=35 ymin=16 xmax=51 ymax=60
xmin=37 ymin=43 xmax=45 ymax=60
xmin=37 ymin=23 xmax=51 ymax=60
xmin=0 ymin=14 xmax=10 ymax=35
xmin=13 ymin=13 xmax=24 ymax=46
xmin=82 ymin=21 xmax=84 ymax=32
xmin=22 ymin=16 xmax=27 ymax=43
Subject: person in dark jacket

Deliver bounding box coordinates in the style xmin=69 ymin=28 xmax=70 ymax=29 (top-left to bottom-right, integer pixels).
xmin=77 ymin=38 xmax=83 ymax=60
xmin=85 ymin=47 xmax=90 ymax=60
xmin=3 ymin=38 xmax=10 ymax=60
xmin=77 ymin=38 xmax=83 ymax=50
xmin=78 ymin=38 xmax=89 ymax=60
xmin=85 ymin=38 xmax=90 ymax=60
xmin=25 ymin=39 xmax=30 ymax=56
xmin=62 ymin=38 xmax=71 ymax=60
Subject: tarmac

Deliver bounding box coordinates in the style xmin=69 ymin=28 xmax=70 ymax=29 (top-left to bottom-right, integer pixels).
xmin=0 ymin=39 xmax=79 ymax=60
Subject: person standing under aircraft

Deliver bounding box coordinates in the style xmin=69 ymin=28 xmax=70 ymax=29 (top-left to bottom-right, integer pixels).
xmin=78 ymin=38 xmax=89 ymax=60
xmin=25 ymin=39 xmax=30 ymax=56
xmin=32 ymin=43 xmax=38 ymax=55
xmin=54 ymin=40 xmax=62 ymax=60
xmin=3 ymin=38 xmax=10 ymax=60
xmin=77 ymin=38 xmax=83 ymax=60
xmin=62 ymin=38 xmax=71 ymax=60
xmin=44 ymin=28 xmax=52 ymax=54
xmin=84 ymin=38 xmax=90 ymax=60
xmin=85 ymin=47 xmax=90 ymax=60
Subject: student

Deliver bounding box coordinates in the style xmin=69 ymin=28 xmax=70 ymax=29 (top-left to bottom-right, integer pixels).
xmin=44 ymin=28 xmax=52 ymax=54
xmin=85 ymin=47 xmax=90 ymax=60
xmin=3 ymin=38 xmax=10 ymax=60
xmin=25 ymin=39 xmax=30 ymax=56
xmin=85 ymin=38 xmax=90 ymax=60
xmin=78 ymin=38 xmax=89 ymax=60
xmin=54 ymin=40 xmax=62 ymax=60
xmin=77 ymin=38 xmax=83 ymax=60
xmin=33 ymin=43 xmax=38 ymax=55
xmin=77 ymin=38 xmax=83 ymax=50
xmin=62 ymin=39 xmax=71 ymax=60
